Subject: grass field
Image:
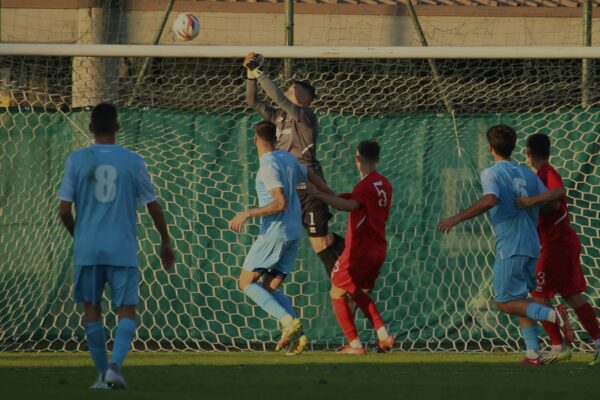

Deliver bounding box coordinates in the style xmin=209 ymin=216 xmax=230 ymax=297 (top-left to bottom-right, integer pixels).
xmin=1 ymin=352 xmax=598 ymax=400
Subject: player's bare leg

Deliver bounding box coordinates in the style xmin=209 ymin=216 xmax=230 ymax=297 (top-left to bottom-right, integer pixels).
xmin=496 ymin=299 xmax=573 ymax=341
xmin=563 ymin=294 xmax=600 ymax=366
xmin=531 ymin=296 xmax=572 ymax=364
xmin=308 ymin=232 xmax=333 ymax=254
xmin=83 ymin=302 xmax=109 ymax=389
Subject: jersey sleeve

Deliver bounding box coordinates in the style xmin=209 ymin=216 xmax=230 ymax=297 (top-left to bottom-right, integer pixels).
xmin=58 ymin=156 xmax=75 ymax=202
xmin=137 ymin=158 xmax=157 ymax=205
xmin=258 ymin=162 xmax=283 ymax=191
xmin=480 ymin=168 xmax=500 ymax=198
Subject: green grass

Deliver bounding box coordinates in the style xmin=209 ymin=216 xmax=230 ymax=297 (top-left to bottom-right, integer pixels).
xmin=1 ymin=352 xmax=598 ymax=400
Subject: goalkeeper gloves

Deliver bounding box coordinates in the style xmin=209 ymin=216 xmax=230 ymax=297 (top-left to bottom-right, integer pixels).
xmin=243 ymin=52 xmax=264 ymax=79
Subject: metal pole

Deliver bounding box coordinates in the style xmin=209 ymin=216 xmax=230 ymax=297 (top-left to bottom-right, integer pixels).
xmin=284 ymin=0 xmax=294 ymax=79
xmin=406 ymin=0 xmax=453 ymax=114
xmin=128 ymin=0 xmax=175 ymax=105
xmin=582 ymin=0 xmax=592 ymax=109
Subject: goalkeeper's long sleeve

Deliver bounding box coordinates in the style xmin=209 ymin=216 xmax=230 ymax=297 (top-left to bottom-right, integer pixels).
xmin=246 ymin=78 xmax=277 ymax=122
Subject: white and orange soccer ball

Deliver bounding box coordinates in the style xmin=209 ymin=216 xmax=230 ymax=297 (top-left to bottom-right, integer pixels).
xmin=172 ymin=13 xmax=200 ymax=41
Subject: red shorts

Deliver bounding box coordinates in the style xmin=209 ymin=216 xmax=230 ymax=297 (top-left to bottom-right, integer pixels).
xmin=531 ymin=240 xmax=586 ymax=298
xmin=331 ymin=245 xmax=386 ymax=294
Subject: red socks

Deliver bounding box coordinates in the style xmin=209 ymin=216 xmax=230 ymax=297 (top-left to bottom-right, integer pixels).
xmin=575 ymin=303 xmax=600 ymax=340
xmin=331 ymin=297 xmax=359 ymax=342
xmin=351 ymin=290 xmax=385 ymax=331
xmin=541 ymin=321 xmax=563 ymax=346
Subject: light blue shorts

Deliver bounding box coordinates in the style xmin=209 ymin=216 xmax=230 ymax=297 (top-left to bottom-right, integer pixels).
xmin=242 ymin=238 xmax=301 ymax=277
xmin=73 ymin=265 xmax=139 ymax=308
xmin=493 ymin=255 xmax=537 ymax=303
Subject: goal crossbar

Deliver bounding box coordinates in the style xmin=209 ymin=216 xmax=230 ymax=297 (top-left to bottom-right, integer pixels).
xmin=1 ymin=44 xmax=600 ymax=59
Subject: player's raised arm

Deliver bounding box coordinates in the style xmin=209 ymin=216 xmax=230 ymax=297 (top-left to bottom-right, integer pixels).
xmin=245 ymin=55 xmax=277 ymax=122
xmin=437 ymin=194 xmax=498 ymax=234
xmin=244 ymin=53 xmax=313 ymax=124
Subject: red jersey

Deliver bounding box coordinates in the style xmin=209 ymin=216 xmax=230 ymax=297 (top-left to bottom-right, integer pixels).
xmin=536 ymin=163 xmax=579 ymax=245
xmin=342 ymin=171 xmax=392 ymax=258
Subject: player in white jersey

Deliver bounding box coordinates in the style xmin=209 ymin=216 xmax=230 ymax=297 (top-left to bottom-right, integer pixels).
xmin=58 ymin=103 xmax=174 ymax=389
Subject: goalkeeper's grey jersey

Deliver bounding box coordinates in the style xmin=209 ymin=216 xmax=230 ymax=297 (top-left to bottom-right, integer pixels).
xmin=246 ymin=76 xmax=324 ymax=178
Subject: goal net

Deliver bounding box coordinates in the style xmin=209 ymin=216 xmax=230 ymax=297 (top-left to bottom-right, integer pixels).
xmin=0 ymin=50 xmax=598 ymax=352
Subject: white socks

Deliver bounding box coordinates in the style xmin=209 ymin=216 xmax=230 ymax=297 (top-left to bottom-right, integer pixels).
xmin=349 ymin=339 xmax=362 ymax=349
xmin=526 ymin=349 xmax=539 ymax=359
xmin=547 ymin=309 xmax=558 ymax=324
xmin=552 ymin=344 xmax=563 ymax=352
xmin=377 ymin=327 xmax=389 ymax=341
xmin=280 ymin=314 xmax=293 ymax=328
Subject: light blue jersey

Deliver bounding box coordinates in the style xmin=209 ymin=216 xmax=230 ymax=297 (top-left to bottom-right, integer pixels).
xmin=480 ymin=160 xmax=547 ymax=260
xmin=58 ymin=144 xmax=156 ymax=267
xmin=256 ymin=150 xmax=307 ymax=241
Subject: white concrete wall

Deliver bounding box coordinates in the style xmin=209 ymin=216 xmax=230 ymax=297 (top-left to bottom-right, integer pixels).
xmin=1 ymin=8 xmax=599 ymax=46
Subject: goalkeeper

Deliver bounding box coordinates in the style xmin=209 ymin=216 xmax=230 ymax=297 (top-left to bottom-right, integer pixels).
xmin=244 ymin=52 xmax=344 ymax=278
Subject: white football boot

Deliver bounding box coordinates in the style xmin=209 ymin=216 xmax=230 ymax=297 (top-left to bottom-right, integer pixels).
xmin=89 ymin=373 xmax=109 ymax=390
xmin=104 ymin=364 xmax=128 ymax=389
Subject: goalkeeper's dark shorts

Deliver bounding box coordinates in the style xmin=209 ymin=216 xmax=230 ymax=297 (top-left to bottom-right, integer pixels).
xmin=297 ymin=187 xmax=332 ymax=237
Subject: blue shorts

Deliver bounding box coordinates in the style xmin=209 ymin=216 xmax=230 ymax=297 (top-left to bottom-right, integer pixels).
xmin=493 ymin=256 xmax=537 ymax=302
xmin=73 ymin=265 xmax=139 ymax=308
xmin=242 ymin=238 xmax=300 ymax=277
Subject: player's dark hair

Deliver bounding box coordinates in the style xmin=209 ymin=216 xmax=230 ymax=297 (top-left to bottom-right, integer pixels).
xmin=254 ymin=120 xmax=277 ymax=144
xmin=357 ymin=140 xmax=380 ymax=162
xmin=486 ymin=125 xmax=516 ymax=158
xmin=91 ymin=103 xmax=118 ymax=135
xmin=527 ymin=133 xmax=551 ymax=160
xmin=294 ymin=80 xmax=316 ymax=100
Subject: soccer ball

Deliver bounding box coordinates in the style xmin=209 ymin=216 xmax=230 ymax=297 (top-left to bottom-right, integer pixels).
xmin=172 ymin=13 xmax=200 ymax=41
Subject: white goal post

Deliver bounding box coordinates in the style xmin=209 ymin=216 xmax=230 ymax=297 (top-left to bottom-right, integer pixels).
xmin=2 ymin=44 xmax=600 ymax=59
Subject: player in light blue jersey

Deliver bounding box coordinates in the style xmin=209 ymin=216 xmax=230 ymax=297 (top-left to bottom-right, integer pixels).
xmin=58 ymin=103 xmax=174 ymax=389
xmin=229 ymin=121 xmax=330 ymax=355
xmin=437 ymin=125 xmax=571 ymax=365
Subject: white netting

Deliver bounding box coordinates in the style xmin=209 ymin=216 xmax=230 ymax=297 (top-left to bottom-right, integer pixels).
xmin=0 ymin=54 xmax=598 ymax=352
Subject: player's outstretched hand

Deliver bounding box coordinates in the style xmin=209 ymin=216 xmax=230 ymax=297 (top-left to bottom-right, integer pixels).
xmin=229 ymin=211 xmax=250 ymax=233
xmin=160 ymin=240 xmax=175 ymax=271
xmin=516 ymin=196 xmax=535 ymax=208
xmin=243 ymin=52 xmax=257 ymax=70
xmin=437 ymin=216 xmax=460 ymax=234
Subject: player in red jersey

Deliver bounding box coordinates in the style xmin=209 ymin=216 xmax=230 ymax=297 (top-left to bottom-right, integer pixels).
xmin=308 ymin=140 xmax=394 ymax=354
xmin=517 ymin=133 xmax=600 ymax=366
